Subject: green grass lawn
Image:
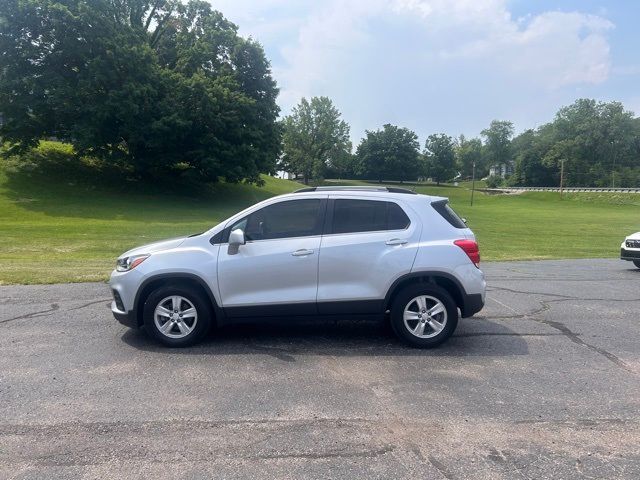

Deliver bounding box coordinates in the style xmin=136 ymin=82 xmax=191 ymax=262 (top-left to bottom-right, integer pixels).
xmin=0 ymin=167 xmax=303 ymax=284
xmin=1 ymin=168 xmax=638 ymax=284
xmin=324 ymin=179 xmax=639 ymax=261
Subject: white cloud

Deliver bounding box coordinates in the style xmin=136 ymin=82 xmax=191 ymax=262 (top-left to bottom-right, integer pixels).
xmin=212 ymin=0 xmax=313 ymax=43
xmin=279 ymin=1 xmax=612 ymax=96
xmin=211 ymin=0 xmax=615 ymax=140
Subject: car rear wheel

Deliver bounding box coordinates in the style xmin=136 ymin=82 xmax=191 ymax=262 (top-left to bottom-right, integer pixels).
xmin=143 ymin=286 xmax=212 ymax=347
xmin=390 ymin=284 xmax=458 ymax=348
xmin=634 ymin=260 xmax=640 ymax=269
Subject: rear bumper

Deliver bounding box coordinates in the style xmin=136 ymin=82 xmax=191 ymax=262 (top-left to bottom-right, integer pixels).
xmin=462 ymin=293 xmax=484 ymax=318
xmin=620 ymin=248 xmax=640 ymax=261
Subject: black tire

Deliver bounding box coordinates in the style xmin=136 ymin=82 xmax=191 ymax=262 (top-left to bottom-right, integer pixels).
xmin=390 ymin=283 xmax=458 ymax=348
xmin=143 ymin=285 xmax=213 ymax=347
xmin=634 ymin=260 xmax=640 ymax=269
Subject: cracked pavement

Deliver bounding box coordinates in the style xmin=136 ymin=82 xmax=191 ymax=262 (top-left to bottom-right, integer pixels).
xmin=0 ymin=259 xmax=639 ymax=479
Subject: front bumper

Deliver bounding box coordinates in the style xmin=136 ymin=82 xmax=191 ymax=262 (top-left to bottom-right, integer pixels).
xmin=110 ymin=268 xmax=144 ymax=328
xmin=620 ymin=247 xmax=640 ymax=261
xmin=111 ymin=302 xmax=139 ymax=329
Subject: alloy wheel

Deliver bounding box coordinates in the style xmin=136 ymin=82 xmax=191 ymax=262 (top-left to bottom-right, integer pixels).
xmin=153 ymin=295 xmax=198 ymax=339
xmin=403 ymin=295 xmax=447 ymax=338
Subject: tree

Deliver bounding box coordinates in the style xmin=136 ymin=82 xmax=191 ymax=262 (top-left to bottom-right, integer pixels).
xmin=481 ymin=120 xmax=514 ymax=172
xmin=543 ymin=99 xmax=638 ymax=186
xmin=507 ymin=99 xmax=640 ymax=187
xmin=356 ymin=124 xmax=420 ymax=182
xmin=327 ymin=151 xmax=360 ymax=179
xmin=280 ymin=97 xmax=351 ymax=184
xmin=424 ymin=134 xmax=456 ymax=184
xmin=0 ymin=0 xmax=280 ymax=184
xmin=455 ymin=135 xmax=483 ymax=179
xmin=511 ymin=128 xmax=556 ymax=186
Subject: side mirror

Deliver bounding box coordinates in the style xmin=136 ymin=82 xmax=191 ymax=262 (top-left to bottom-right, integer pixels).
xmin=229 ymin=228 xmax=246 ymax=246
xmin=461 ymin=218 xmax=468 ymax=225
xmin=227 ymin=228 xmax=245 ymax=255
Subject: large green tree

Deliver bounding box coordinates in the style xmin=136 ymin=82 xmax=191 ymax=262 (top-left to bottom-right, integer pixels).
xmin=0 ymin=0 xmax=280 ymax=183
xmin=280 ymin=97 xmax=350 ymax=184
xmin=424 ymin=133 xmax=456 ymax=184
xmin=508 ymin=99 xmax=640 ymax=187
xmin=481 ymin=120 xmax=514 ymax=171
xmin=542 ymin=99 xmax=638 ymax=187
xmin=356 ymin=124 xmax=420 ymax=182
xmin=327 ymin=151 xmax=360 ymax=179
xmin=455 ymin=135 xmax=483 ymax=179
xmin=511 ymin=128 xmax=556 ymax=186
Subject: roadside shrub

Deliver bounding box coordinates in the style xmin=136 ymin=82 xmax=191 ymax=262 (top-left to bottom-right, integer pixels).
xmin=2 ymin=141 xmax=69 ymax=174
xmin=0 ymin=140 xmax=134 ymax=189
xmin=0 ymin=140 xmax=226 ymax=195
xmin=9 ymin=141 xmax=75 ymax=171
xmin=504 ymin=175 xmax=520 ymax=187
xmin=485 ymin=175 xmax=504 ymax=188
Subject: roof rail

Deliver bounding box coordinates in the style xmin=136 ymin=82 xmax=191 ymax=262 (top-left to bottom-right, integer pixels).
xmin=293 ymin=186 xmax=417 ymax=195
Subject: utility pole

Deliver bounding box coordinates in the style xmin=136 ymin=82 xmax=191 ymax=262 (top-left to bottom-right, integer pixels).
xmin=470 ymin=160 xmax=476 ymax=206
xmin=611 ymin=139 xmax=616 ymax=188
xmin=559 ymin=159 xmax=565 ymax=199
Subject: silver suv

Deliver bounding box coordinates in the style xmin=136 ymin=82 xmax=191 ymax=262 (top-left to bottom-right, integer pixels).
xmin=110 ymin=186 xmax=486 ymax=347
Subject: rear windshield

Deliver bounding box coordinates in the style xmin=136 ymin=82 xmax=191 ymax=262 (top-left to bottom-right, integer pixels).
xmin=431 ymin=200 xmax=466 ymax=228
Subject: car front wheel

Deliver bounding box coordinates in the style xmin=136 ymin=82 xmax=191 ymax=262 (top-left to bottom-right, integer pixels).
xmin=634 ymin=260 xmax=640 ymax=269
xmin=143 ymin=286 xmax=212 ymax=347
xmin=390 ymin=284 xmax=458 ymax=348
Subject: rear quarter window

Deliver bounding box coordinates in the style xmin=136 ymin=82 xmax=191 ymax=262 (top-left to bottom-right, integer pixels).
xmin=331 ymin=199 xmax=410 ymax=234
xmin=431 ymin=200 xmax=466 ymax=228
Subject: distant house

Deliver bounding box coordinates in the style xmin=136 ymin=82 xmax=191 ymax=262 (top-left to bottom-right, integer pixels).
xmin=275 ymin=171 xmax=296 ymax=180
xmin=489 ymin=162 xmax=513 ymax=178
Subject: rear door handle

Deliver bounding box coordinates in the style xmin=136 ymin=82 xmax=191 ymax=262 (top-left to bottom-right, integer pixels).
xmin=385 ymin=238 xmax=408 ymax=246
xmin=291 ymin=249 xmax=314 ymax=256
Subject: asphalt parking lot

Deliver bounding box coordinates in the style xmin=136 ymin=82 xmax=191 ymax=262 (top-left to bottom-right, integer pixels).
xmin=1 ymin=259 xmax=639 ymax=479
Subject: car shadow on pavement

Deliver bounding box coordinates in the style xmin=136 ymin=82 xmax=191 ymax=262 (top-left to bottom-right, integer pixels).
xmin=120 ymin=316 xmax=530 ymax=358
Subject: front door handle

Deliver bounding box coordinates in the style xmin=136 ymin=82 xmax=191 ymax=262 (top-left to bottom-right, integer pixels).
xmin=386 ymin=238 xmax=408 ymax=246
xmin=291 ymin=249 xmax=314 ymax=256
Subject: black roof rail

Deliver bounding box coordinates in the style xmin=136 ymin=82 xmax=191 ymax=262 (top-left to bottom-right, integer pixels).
xmin=293 ymin=186 xmax=417 ymax=195
xmin=386 ymin=187 xmax=417 ymax=194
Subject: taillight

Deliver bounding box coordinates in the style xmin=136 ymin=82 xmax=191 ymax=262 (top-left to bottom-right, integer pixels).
xmin=454 ymin=239 xmax=480 ymax=266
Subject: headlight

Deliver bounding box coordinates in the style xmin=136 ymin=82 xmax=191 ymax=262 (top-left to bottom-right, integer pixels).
xmin=116 ymin=254 xmax=150 ymax=272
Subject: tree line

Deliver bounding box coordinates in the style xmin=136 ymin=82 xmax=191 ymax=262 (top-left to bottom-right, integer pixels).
xmin=281 ymin=98 xmax=640 ymax=188
xmin=1 ymin=1 xmax=639 ymax=187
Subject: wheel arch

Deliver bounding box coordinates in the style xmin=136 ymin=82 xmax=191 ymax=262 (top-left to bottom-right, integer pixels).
xmin=384 ymin=271 xmax=467 ymax=316
xmin=134 ymin=273 xmax=224 ymax=327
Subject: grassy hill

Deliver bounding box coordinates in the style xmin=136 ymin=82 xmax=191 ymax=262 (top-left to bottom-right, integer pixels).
xmin=1 ymin=166 xmax=638 ymax=284
xmin=0 ymin=166 xmax=303 ymax=284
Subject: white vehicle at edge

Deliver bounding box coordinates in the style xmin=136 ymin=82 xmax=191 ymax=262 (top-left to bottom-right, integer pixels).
xmin=620 ymin=232 xmax=640 ymax=269
xmin=109 ymin=186 xmax=486 ymax=348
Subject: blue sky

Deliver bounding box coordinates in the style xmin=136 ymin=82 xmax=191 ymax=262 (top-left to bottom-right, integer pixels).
xmin=214 ymin=0 xmax=640 ymax=144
